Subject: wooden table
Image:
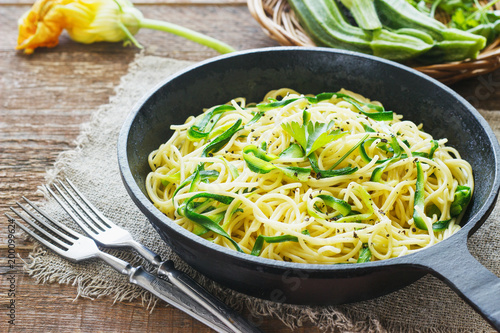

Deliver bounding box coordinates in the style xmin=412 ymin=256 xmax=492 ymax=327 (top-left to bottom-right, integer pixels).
xmin=1 ymin=1 xmax=499 ymax=332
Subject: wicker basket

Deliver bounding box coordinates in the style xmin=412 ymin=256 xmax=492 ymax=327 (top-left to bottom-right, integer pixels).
xmin=247 ymin=0 xmax=500 ymax=84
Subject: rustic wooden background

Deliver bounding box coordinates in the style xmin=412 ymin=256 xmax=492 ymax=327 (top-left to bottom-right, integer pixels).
xmin=1 ymin=0 xmax=500 ymax=332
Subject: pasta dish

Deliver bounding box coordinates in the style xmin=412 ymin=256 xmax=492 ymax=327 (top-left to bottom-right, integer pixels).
xmin=146 ymin=88 xmax=473 ymax=264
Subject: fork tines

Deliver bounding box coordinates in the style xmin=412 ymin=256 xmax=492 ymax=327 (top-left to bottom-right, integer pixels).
xmin=45 ymin=178 xmax=111 ymax=236
xmin=6 ymin=197 xmax=82 ymax=256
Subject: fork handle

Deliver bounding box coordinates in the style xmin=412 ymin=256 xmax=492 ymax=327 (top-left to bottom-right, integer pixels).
xmin=129 ymin=266 xmax=236 ymax=333
xmin=128 ymin=239 xmax=162 ymax=266
xmin=158 ymin=260 xmax=262 ymax=333
xmin=125 ymin=240 xmax=261 ymax=332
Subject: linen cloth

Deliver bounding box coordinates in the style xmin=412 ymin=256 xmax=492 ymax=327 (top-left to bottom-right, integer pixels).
xmin=26 ymin=53 xmax=500 ymax=332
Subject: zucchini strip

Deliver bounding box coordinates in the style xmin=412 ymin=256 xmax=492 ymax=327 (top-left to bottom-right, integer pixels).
xmin=202 ymin=119 xmax=242 ymax=157
xmin=336 ymin=185 xmax=375 ymax=222
xmin=279 ymin=143 xmax=305 ymax=158
xmin=450 ymin=185 xmax=472 ymax=217
xmin=308 ymin=152 xmax=358 ymax=178
xmin=243 ymin=145 xmax=311 ymax=181
xmin=183 ymin=193 xmax=243 ymax=252
xmin=187 ymin=105 xmax=236 ymax=140
xmin=330 ymin=134 xmax=369 ymax=170
xmin=357 ymin=244 xmax=372 ymax=263
xmin=316 ymin=194 xmax=352 ymax=216
xmin=171 ymin=166 xmax=219 ymax=204
xmin=250 ymin=235 xmax=299 ymax=256
xmin=413 ymin=160 xmax=427 ymax=230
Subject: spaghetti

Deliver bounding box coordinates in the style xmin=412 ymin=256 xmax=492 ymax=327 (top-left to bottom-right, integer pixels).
xmin=146 ymin=88 xmax=473 ymax=264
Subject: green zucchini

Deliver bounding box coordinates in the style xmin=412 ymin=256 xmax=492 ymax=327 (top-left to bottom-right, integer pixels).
xmin=339 ymin=0 xmax=382 ymax=30
xmin=416 ymin=39 xmax=486 ymax=63
xmin=374 ymin=0 xmax=486 ymax=61
xmin=287 ymin=0 xmax=432 ymax=60
xmin=287 ymin=0 xmax=372 ymax=53
xmin=370 ymin=29 xmax=433 ymax=61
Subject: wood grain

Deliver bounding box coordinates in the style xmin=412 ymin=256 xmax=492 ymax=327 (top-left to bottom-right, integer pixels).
xmin=0 ymin=3 xmax=309 ymax=332
xmin=1 ymin=1 xmax=499 ymax=332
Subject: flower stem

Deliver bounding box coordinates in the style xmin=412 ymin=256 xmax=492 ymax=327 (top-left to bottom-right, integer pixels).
xmin=118 ymin=21 xmax=144 ymax=49
xmin=139 ymin=18 xmax=236 ymax=54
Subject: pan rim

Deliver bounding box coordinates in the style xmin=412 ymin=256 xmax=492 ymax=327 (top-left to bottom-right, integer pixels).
xmin=117 ymin=46 xmax=500 ymax=272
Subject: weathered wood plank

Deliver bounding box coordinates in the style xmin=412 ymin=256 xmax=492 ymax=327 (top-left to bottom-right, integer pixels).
xmin=1 ymin=0 xmax=498 ymax=331
xmin=0 ymin=3 xmax=304 ymax=332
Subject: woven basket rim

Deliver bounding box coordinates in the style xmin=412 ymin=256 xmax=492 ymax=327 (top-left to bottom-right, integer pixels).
xmin=247 ymin=0 xmax=500 ymax=84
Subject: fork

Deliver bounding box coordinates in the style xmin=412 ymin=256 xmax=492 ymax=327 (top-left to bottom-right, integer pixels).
xmin=6 ymin=198 xmax=247 ymax=333
xmin=44 ymin=178 xmax=261 ymax=333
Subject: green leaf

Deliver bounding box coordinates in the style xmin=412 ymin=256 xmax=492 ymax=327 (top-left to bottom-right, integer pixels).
xmin=306 ymin=121 xmax=338 ymax=156
xmin=304 ymin=133 xmax=366 ymax=179
xmin=282 ymin=118 xmax=343 ymax=157
xmin=281 ymin=121 xmax=307 ymax=150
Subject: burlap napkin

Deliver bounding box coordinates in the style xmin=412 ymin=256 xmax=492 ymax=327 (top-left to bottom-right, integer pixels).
xmin=26 ymin=53 xmax=499 ymax=332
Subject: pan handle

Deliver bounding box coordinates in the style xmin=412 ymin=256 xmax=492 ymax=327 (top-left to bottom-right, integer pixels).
xmin=421 ymin=238 xmax=500 ymax=330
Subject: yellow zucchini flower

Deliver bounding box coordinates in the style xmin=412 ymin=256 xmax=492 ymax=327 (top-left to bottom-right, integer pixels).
xmin=17 ymin=0 xmax=67 ymax=54
xmin=16 ymin=0 xmax=235 ymax=54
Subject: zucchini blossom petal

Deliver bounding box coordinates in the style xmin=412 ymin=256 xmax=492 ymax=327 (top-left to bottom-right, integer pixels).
xmin=17 ymin=0 xmax=67 ymax=54
xmin=60 ymin=0 xmax=143 ymax=44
